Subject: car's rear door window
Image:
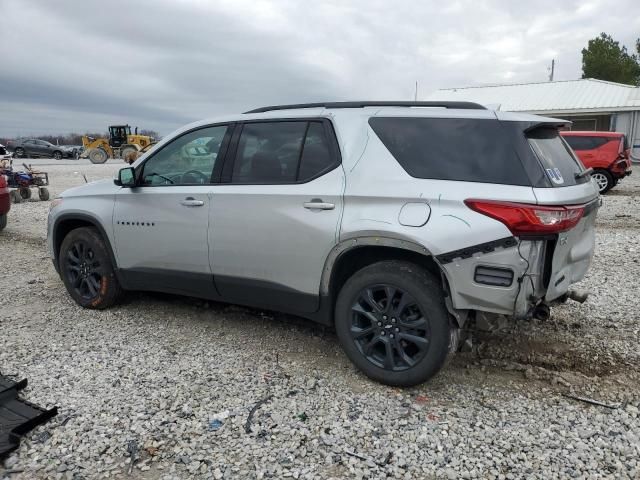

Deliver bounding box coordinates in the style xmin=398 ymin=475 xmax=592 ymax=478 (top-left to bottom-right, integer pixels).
xmin=368 ymin=117 xmax=530 ymax=185
xmin=297 ymin=122 xmax=335 ymax=181
xmin=528 ymin=128 xmax=587 ymax=186
xmin=231 ymin=121 xmax=338 ymax=184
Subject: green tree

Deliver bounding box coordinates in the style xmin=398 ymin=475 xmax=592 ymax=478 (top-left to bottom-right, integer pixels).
xmin=581 ymin=33 xmax=640 ymax=85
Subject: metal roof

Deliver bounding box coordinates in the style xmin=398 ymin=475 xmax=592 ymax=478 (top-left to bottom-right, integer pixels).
xmin=426 ymin=79 xmax=640 ymax=114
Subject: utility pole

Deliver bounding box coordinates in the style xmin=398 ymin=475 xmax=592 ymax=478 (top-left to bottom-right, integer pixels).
xmin=414 ymin=81 xmax=418 ymax=101
xmin=548 ymin=59 xmax=555 ymax=82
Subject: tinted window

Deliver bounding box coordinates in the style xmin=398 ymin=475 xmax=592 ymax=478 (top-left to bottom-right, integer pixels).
xmin=368 ymin=117 xmax=530 ymax=185
xmin=233 ymin=122 xmax=306 ymax=183
xmin=141 ymin=125 xmax=228 ymax=186
xmin=563 ymin=136 xmax=608 ymax=151
xmin=298 ymin=122 xmax=334 ymax=181
xmin=528 ymin=129 xmax=586 ymax=186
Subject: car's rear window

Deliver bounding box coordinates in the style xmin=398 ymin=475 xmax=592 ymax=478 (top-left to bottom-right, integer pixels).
xmin=368 ymin=117 xmax=530 ymax=185
xmin=563 ymin=135 xmax=609 ymax=151
xmin=528 ymin=128 xmax=587 ymax=186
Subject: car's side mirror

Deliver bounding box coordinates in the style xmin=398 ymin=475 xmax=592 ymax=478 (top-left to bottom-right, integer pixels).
xmin=115 ymin=167 xmax=136 ymax=187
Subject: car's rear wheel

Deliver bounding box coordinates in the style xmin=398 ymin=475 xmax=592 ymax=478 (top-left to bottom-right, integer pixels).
xmin=59 ymin=227 xmax=123 ymax=309
xmin=0 ymin=213 xmax=6 ymax=231
xmin=53 ymin=151 xmax=62 ymax=160
xmin=592 ymin=169 xmax=614 ymax=194
xmin=335 ymin=260 xmax=451 ymax=386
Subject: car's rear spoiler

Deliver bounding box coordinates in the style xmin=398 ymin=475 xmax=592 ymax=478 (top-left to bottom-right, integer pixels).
xmin=523 ymin=120 xmax=571 ymax=133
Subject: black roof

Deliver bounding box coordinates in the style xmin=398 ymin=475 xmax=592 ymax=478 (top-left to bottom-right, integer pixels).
xmin=244 ymin=101 xmax=486 ymax=114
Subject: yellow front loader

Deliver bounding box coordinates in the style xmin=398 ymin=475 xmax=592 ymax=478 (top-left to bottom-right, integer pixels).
xmin=81 ymin=125 xmax=154 ymax=164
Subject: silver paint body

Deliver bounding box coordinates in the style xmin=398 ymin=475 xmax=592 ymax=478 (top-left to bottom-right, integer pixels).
xmin=48 ymin=106 xmax=599 ymax=320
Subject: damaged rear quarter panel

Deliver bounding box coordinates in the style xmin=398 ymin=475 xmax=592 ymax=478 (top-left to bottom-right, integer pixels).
xmin=338 ymin=119 xmax=544 ymax=316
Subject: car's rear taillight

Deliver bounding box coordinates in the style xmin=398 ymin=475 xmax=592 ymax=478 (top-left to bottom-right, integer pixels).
xmin=464 ymin=200 xmax=585 ymax=236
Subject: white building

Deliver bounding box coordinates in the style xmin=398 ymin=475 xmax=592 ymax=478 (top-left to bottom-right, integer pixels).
xmin=427 ymin=78 xmax=640 ymax=161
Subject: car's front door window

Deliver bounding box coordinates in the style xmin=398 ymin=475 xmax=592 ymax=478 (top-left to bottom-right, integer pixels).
xmin=141 ymin=125 xmax=229 ymax=186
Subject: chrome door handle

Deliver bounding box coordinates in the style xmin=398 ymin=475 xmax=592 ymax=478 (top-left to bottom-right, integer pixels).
xmin=180 ymin=197 xmax=204 ymax=207
xmin=303 ymin=200 xmax=335 ymax=210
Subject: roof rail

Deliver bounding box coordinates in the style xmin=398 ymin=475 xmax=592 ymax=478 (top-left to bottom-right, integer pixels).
xmin=244 ymin=101 xmax=487 ymax=114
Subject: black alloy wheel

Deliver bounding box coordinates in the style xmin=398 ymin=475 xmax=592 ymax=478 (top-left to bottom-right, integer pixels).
xmin=350 ymin=285 xmax=430 ymax=371
xmin=64 ymin=240 xmax=104 ymax=301
xmin=59 ymin=227 xmax=123 ymax=308
xmin=335 ymin=261 xmax=452 ymax=387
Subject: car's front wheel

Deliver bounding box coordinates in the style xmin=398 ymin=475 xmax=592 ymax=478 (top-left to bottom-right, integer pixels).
xmin=14 ymin=147 xmax=24 ymax=158
xmin=59 ymin=227 xmax=123 ymax=309
xmin=335 ymin=260 xmax=452 ymax=387
xmin=592 ymin=168 xmax=614 ymax=194
xmin=53 ymin=151 xmax=62 ymax=160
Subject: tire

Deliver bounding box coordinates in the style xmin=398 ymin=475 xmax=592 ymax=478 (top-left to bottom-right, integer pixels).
xmin=53 ymin=151 xmax=62 ymax=160
xmin=592 ymin=169 xmax=614 ymax=194
xmin=14 ymin=148 xmax=24 ymax=158
xmin=10 ymin=190 xmax=22 ymax=204
xmin=19 ymin=187 xmax=31 ymax=200
xmin=88 ymin=148 xmax=108 ymax=164
xmin=0 ymin=213 xmax=6 ymax=232
xmin=38 ymin=187 xmax=50 ymax=201
xmin=120 ymin=146 xmax=137 ymax=163
xmin=335 ymin=260 xmax=451 ymax=387
xmin=58 ymin=227 xmax=123 ymax=309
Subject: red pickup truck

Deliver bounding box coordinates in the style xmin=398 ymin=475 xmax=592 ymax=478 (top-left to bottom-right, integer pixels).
xmin=0 ymin=173 xmax=9 ymax=231
xmin=561 ymin=131 xmax=632 ymax=194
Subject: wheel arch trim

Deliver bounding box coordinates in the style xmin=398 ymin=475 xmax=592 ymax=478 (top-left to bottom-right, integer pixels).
xmin=52 ymin=213 xmax=119 ymax=276
xmin=320 ymin=235 xmax=434 ymax=296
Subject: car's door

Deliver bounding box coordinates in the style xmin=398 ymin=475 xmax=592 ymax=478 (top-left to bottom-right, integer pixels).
xmin=209 ymin=119 xmax=344 ymax=313
xmin=112 ymin=124 xmax=233 ymax=297
xmin=40 ymin=140 xmax=55 ymax=157
xmin=23 ymin=140 xmax=37 ymax=157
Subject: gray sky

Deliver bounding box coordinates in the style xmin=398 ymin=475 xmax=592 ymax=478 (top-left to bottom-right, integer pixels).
xmin=1 ymin=0 xmax=639 ymax=137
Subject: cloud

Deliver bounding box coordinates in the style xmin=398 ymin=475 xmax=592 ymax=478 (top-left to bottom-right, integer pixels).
xmin=1 ymin=0 xmax=638 ymax=137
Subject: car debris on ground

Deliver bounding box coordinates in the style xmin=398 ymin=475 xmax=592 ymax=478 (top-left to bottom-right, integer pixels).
xmin=0 ymin=375 xmax=57 ymax=461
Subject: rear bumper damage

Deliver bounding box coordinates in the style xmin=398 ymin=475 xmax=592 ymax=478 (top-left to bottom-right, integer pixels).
xmin=437 ymin=197 xmax=599 ymax=325
xmin=438 ymin=235 xmax=594 ymax=323
xmin=438 ymin=237 xmax=547 ymax=321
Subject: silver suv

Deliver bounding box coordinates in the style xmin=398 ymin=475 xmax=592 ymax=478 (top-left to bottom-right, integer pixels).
xmin=47 ymin=101 xmax=599 ymax=386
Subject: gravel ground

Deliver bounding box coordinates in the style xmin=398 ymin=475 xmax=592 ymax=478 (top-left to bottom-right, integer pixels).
xmin=1 ymin=162 xmax=639 ymax=479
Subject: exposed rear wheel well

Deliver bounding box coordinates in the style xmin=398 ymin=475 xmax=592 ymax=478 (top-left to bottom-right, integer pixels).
xmin=328 ymin=246 xmax=442 ymax=306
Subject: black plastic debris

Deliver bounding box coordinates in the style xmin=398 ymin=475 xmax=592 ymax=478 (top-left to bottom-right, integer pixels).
xmin=0 ymin=375 xmax=58 ymax=459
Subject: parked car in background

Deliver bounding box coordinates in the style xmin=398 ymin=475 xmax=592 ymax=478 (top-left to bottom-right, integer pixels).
xmin=7 ymin=139 xmax=75 ymax=160
xmin=48 ymin=101 xmax=599 ymax=386
xmin=0 ymin=173 xmax=10 ymax=231
xmin=561 ymin=131 xmax=632 ymax=194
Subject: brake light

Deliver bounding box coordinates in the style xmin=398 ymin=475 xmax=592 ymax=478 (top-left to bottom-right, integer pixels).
xmin=464 ymin=199 xmax=585 ymax=235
